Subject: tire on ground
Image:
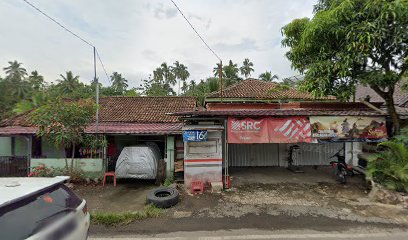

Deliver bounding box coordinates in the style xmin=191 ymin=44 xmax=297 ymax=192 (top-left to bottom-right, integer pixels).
xmin=147 ymin=187 xmax=179 ymax=208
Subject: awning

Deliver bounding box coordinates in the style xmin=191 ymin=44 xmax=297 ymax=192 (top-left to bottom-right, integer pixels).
xmin=0 ymin=123 xmax=184 ymax=136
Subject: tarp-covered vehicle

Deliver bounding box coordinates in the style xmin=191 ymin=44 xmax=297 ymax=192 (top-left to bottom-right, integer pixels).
xmin=115 ymin=144 xmax=161 ymax=179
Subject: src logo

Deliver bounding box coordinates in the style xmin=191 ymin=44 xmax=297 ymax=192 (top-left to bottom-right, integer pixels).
xmin=231 ymin=120 xmax=261 ymax=131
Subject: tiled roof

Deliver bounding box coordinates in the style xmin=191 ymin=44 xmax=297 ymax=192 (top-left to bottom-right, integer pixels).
xmin=98 ymin=96 xmax=196 ymax=123
xmin=355 ymin=83 xmax=408 ymax=106
xmin=0 ymin=97 xmax=196 ymax=135
xmin=172 ymin=109 xmax=386 ymax=117
xmin=0 ymin=96 xmax=197 ymax=127
xmin=207 ymin=79 xmax=336 ymax=100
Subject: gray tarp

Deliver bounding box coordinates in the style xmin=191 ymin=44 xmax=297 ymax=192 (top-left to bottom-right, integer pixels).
xmin=115 ymin=145 xmax=161 ymax=179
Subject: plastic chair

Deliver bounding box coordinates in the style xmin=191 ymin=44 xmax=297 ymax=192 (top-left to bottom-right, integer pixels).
xmin=103 ymin=171 xmax=116 ymax=187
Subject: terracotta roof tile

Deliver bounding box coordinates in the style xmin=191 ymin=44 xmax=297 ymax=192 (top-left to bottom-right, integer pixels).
xmin=0 ymin=96 xmax=197 ymax=128
xmin=207 ymin=79 xmax=336 ymax=100
xmin=98 ymin=96 xmax=196 ymax=123
xmin=355 ymin=82 xmax=408 ymax=106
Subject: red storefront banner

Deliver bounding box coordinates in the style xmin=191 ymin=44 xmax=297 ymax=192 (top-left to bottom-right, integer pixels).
xmin=268 ymin=117 xmax=312 ymax=143
xmin=228 ymin=117 xmax=269 ymax=143
xmin=228 ymin=117 xmax=312 ymax=144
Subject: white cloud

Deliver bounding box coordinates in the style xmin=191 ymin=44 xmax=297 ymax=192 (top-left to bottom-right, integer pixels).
xmin=0 ymin=0 xmax=316 ymax=88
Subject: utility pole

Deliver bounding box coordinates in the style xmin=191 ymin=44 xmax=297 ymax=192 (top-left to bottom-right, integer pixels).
xmin=94 ymin=46 xmax=99 ymax=134
xmin=220 ymin=60 xmax=223 ymax=103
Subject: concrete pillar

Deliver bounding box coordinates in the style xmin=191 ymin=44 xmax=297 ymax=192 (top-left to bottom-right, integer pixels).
xmin=165 ymin=135 xmax=175 ymax=178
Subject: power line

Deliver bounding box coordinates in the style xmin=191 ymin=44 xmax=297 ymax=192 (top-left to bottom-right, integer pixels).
xmin=96 ymin=49 xmax=110 ymax=82
xmin=170 ymin=0 xmax=221 ymax=61
xmin=21 ymin=0 xmax=110 ymax=83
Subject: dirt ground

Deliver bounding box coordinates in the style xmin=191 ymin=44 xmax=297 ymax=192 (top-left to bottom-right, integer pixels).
xmin=74 ymin=179 xmax=157 ymax=213
xmin=87 ymin=168 xmax=408 ymax=236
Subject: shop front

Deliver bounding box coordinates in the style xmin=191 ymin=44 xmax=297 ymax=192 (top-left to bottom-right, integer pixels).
xmin=178 ymin=112 xmax=388 ymax=190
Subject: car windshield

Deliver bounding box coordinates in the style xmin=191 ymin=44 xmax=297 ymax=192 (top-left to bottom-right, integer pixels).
xmin=0 ymin=184 xmax=82 ymax=240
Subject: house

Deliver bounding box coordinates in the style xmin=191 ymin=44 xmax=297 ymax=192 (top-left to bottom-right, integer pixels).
xmin=0 ymin=96 xmax=197 ymax=178
xmin=354 ymin=82 xmax=408 ymax=121
xmin=173 ymin=79 xmax=388 ymax=188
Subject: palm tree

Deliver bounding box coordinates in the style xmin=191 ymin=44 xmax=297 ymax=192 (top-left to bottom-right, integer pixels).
xmin=213 ymin=62 xmax=224 ymax=78
xmin=57 ymin=71 xmax=81 ymax=94
xmin=240 ymin=58 xmax=254 ymax=78
xmin=110 ymin=72 xmax=128 ymax=94
xmin=259 ymin=71 xmax=279 ymax=82
xmin=207 ymin=77 xmax=220 ymax=92
xmin=28 ymin=71 xmax=44 ymax=90
xmin=3 ymin=60 xmax=27 ymax=81
xmin=172 ymin=61 xmax=190 ymax=95
xmin=161 ymin=62 xmax=176 ymax=86
xmin=223 ymin=60 xmax=241 ymax=86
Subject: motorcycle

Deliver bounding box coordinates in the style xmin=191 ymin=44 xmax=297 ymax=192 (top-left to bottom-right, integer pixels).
xmin=329 ymin=149 xmax=354 ymax=184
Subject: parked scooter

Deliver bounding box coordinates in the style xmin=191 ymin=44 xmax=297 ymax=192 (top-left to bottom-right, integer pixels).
xmin=329 ymin=149 xmax=353 ymax=184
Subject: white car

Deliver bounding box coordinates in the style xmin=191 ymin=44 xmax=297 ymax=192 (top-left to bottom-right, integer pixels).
xmin=0 ymin=176 xmax=90 ymax=240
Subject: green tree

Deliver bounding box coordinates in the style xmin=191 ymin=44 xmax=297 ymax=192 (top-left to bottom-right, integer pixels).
xmin=223 ymin=60 xmax=241 ymax=86
xmin=213 ymin=62 xmax=223 ymax=78
xmin=259 ymin=71 xmax=278 ymax=82
xmin=57 ymin=71 xmax=81 ymax=94
xmin=240 ymin=58 xmax=254 ymax=78
xmin=3 ymin=60 xmax=27 ymax=81
xmin=30 ymin=99 xmax=96 ymax=171
xmin=172 ymin=61 xmax=190 ymax=95
xmin=281 ymin=0 xmax=408 ymax=134
xmin=28 ymin=71 xmax=44 ymax=91
xmin=110 ymin=72 xmax=128 ymax=94
xmin=3 ymin=61 xmax=30 ymax=99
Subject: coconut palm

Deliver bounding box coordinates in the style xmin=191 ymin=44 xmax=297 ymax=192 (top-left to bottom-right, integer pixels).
xmin=259 ymin=71 xmax=279 ymax=82
xmin=110 ymin=72 xmax=128 ymax=94
xmin=172 ymin=61 xmax=190 ymax=95
xmin=28 ymin=71 xmax=44 ymax=90
xmin=240 ymin=58 xmax=254 ymax=78
xmin=3 ymin=60 xmax=27 ymax=81
xmin=223 ymin=60 xmax=241 ymax=86
xmin=57 ymin=71 xmax=81 ymax=94
xmin=161 ymin=62 xmax=176 ymax=86
xmin=213 ymin=62 xmax=224 ymax=78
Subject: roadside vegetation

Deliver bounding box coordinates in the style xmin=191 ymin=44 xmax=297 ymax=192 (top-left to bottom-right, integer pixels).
xmin=368 ymin=129 xmax=408 ymax=192
xmin=90 ymin=204 xmax=164 ymax=225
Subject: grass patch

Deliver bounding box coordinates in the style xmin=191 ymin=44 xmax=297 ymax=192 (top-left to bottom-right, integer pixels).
xmin=91 ymin=204 xmax=164 ymax=225
xmin=163 ymin=177 xmax=174 ymax=187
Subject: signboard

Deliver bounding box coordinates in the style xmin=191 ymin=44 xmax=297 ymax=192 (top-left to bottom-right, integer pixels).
xmin=268 ymin=117 xmax=312 ymax=143
xmin=183 ymin=130 xmax=208 ymax=142
xmin=228 ymin=118 xmax=269 ymax=143
xmin=309 ymin=116 xmax=387 ymax=141
xmin=228 ymin=117 xmax=312 ymax=144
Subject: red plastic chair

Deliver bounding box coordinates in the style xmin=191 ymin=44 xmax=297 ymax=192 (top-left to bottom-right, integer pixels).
xmin=103 ymin=171 xmax=116 ymax=187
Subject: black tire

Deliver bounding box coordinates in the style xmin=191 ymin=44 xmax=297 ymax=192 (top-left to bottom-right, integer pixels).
xmin=147 ymin=187 xmax=179 ymax=208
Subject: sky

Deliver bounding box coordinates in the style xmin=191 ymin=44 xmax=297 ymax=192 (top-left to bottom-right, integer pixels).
xmin=0 ymin=0 xmax=316 ymax=89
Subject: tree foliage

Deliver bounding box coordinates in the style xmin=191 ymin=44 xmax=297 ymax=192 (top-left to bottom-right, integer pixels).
xmin=281 ymin=0 xmax=408 ymax=134
xmin=368 ymin=130 xmax=408 ymax=193
xmin=30 ymin=99 xmax=96 ymax=170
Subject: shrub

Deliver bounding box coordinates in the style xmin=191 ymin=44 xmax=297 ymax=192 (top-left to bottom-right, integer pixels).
xmin=28 ymin=164 xmax=84 ymax=182
xmin=367 ymin=140 xmax=408 ymax=193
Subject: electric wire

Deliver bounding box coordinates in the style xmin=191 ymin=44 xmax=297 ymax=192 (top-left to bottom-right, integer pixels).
xmin=170 ymin=0 xmax=222 ymax=61
xmin=22 ymin=0 xmax=110 ymax=83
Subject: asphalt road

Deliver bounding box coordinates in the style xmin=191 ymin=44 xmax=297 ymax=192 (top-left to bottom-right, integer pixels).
xmin=90 ymin=228 xmax=408 ymax=240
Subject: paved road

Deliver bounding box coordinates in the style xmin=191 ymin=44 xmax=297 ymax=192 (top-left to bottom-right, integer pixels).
xmin=90 ymin=229 xmax=408 ymax=240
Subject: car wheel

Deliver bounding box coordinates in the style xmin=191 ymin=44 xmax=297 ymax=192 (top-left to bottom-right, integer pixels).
xmin=147 ymin=187 xmax=179 ymax=208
